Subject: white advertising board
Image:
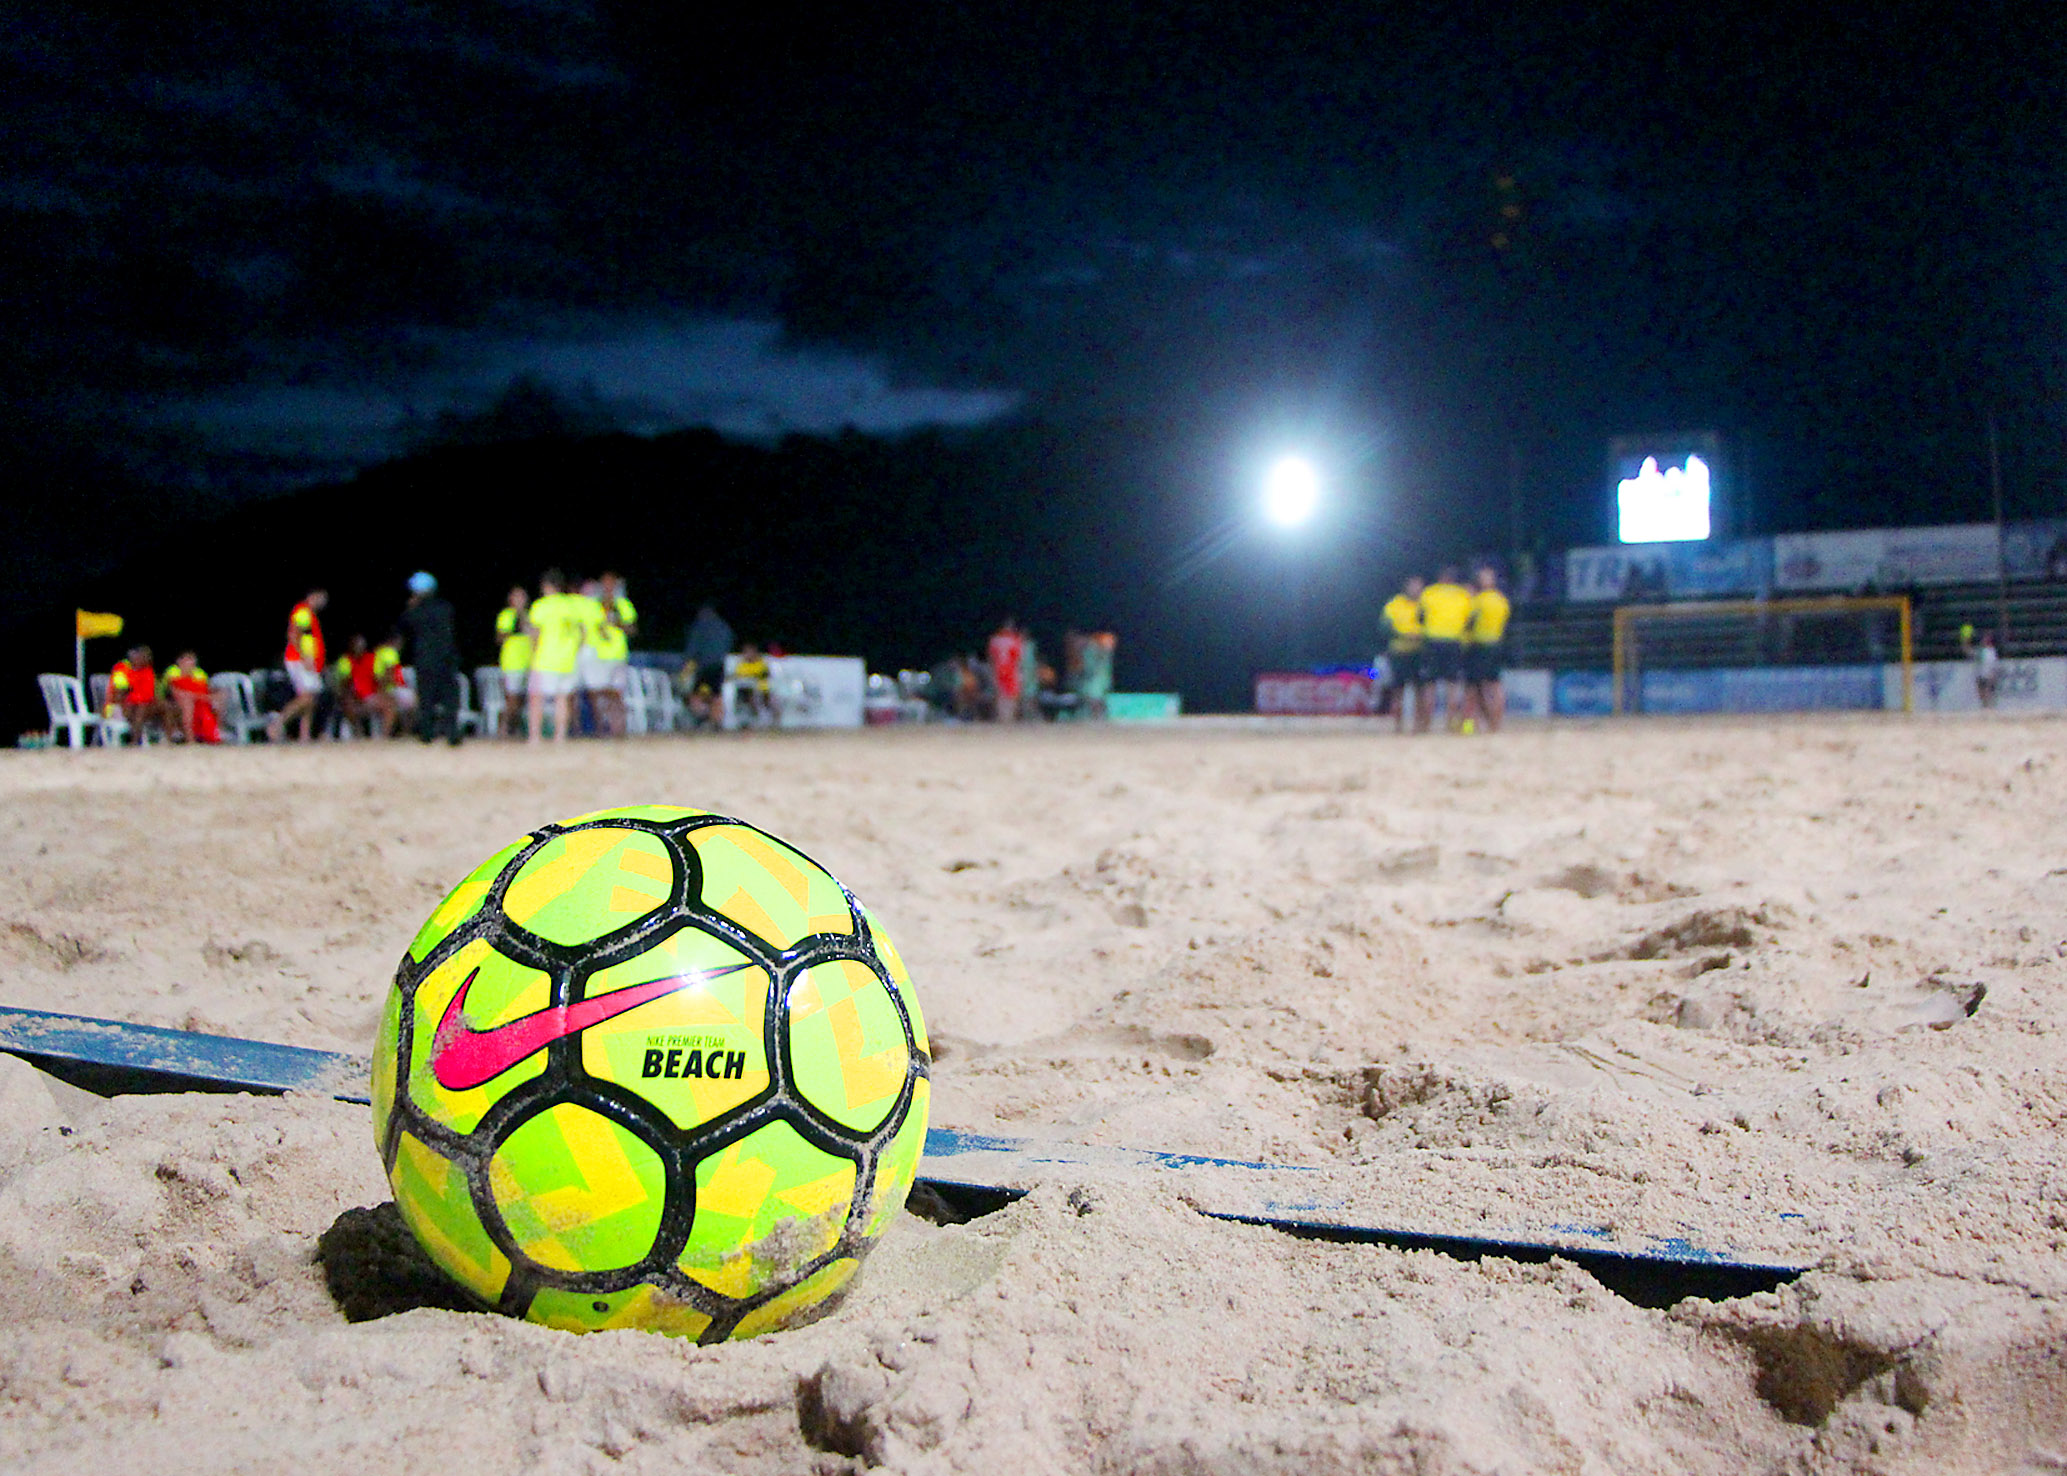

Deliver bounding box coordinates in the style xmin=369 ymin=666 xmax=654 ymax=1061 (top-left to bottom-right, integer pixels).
xmin=1889 ymin=657 xmax=2067 ymax=713
xmin=768 ymin=656 xmax=866 ymax=728
xmin=1500 ymin=669 xmax=1553 ymax=718
xmin=1774 ymin=525 xmax=2000 ymax=592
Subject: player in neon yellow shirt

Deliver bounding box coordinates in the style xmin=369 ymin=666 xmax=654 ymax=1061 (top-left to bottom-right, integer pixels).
xmin=1464 ymin=564 xmax=1513 ymax=733
xmin=582 ymin=571 xmax=637 ymax=736
xmin=494 ymin=586 xmax=532 ymax=737
xmin=524 ymin=569 xmax=586 ymax=743
xmin=1380 ymin=575 xmax=1427 ymax=734
xmin=1418 ymin=565 xmax=1474 ymax=731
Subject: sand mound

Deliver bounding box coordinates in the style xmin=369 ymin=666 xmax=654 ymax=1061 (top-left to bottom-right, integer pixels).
xmin=0 ymin=718 xmax=2062 ymax=1471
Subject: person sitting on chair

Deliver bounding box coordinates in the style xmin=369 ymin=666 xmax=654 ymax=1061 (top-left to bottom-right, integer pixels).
xmin=732 ymin=642 xmax=773 ymax=727
xmin=334 ymin=635 xmax=395 ymax=737
xmin=163 ymin=651 xmax=222 ymax=744
xmin=108 ymin=645 xmax=180 ymax=744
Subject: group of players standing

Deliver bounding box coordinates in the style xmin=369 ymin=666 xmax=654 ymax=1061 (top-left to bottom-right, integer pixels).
xmin=493 ymin=571 xmax=638 ymax=743
xmin=1380 ymin=563 xmax=1510 ymax=734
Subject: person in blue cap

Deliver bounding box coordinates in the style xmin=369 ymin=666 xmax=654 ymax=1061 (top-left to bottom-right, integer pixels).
xmin=396 ymin=570 xmax=463 ymax=745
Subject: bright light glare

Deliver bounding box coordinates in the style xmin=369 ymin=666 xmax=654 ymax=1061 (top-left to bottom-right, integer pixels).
xmin=1263 ymin=456 xmax=1321 ymax=527
xmin=1617 ymin=453 xmax=1712 ymax=543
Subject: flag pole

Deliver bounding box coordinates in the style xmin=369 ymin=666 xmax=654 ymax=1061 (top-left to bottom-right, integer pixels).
xmin=75 ymin=629 xmax=84 ymax=690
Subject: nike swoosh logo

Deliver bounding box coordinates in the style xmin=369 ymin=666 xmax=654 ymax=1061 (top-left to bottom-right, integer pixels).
xmin=430 ymin=960 xmax=756 ymax=1092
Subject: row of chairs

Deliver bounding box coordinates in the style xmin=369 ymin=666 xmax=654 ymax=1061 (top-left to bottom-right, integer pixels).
xmin=470 ymin=666 xmax=689 ymax=735
xmin=38 ymin=664 xmax=700 ymax=749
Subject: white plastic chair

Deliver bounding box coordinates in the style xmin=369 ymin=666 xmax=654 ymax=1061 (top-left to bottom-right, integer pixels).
xmin=640 ymin=667 xmax=683 ymax=732
xmin=455 ymin=671 xmax=482 ymax=736
xmin=37 ymin=674 xmax=105 ymax=748
xmin=208 ymin=672 xmax=267 ymax=745
xmin=474 ymin=667 xmax=506 ymax=736
xmin=84 ymin=672 xmax=146 ymax=744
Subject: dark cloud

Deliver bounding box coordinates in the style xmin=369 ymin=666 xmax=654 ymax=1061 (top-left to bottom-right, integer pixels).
xmin=0 ymin=0 xmax=2059 ymax=532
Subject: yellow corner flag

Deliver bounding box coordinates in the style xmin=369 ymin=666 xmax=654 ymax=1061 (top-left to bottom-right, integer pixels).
xmin=76 ymin=610 xmax=123 ymax=640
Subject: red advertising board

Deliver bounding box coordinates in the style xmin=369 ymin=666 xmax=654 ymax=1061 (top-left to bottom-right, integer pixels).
xmin=1254 ymin=671 xmax=1379 ymax=715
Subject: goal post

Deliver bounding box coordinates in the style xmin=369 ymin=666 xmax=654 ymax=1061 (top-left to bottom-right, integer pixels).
xmin=1612 ymin=596 xmax=1913 ymax=716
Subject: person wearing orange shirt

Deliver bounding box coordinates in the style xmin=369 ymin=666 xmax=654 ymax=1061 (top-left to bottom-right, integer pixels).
xmin=163 ymin=651 xmax=221 ymax=744
xmin=269 ymin=589 xmax=329 ymax=742
xmin=334 ymin=634 xmax=396 ymax=738
xmin=108 ymin=645 xmax=180 ymax=744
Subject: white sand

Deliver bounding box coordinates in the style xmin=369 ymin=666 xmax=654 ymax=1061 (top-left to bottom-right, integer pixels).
xmin=0 ymin=717 xmax=2062 ymax=1472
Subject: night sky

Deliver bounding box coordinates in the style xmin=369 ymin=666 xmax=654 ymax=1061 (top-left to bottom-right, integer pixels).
xmin=4 ymin=2 xmax=2063 ymax=709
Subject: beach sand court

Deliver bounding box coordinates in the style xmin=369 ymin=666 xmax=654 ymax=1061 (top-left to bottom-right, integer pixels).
xmin=0 ymin=717 xmax=2062 ymax=1472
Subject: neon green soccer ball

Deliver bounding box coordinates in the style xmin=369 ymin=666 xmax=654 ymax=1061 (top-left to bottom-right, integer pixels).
xmin=370 ymin=805 xmax=931 ymax=1342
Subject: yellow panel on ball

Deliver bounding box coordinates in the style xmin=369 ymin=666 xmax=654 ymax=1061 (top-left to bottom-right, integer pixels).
xmin=526 ymin=1282 xmax=713 ymax=1339
xmin=786 ymin=958 xmax=910 ymax=1133
xmin=729 ymin=1257 xmax=859 ymax=1341
xmin=487 ymin=1103 xmax=668 ymax=1274
xmin=678 ymin=1121 xmax=856 ymax=1301
xmin=503 ymin=826 xmax=676 ymax=945
xmin=686 ymin=826 xmax=854 ymax=948
xmin=391 ymin=1131 xmax=510 ymax=1307
xmin=578 ymin=929 xmax=770 ymax=1130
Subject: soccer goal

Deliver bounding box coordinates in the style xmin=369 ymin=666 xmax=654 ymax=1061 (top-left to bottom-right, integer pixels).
xmin=1611 ymin=596 xmax=1913 ymax=715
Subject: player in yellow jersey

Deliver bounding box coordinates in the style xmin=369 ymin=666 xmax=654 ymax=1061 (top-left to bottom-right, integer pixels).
xmin=585 ymin=571 xmax=638 ymax=736
xmin=1464 ymin=564 xmax=1513 ymax=733
xmin=1418 ymin=564 xmax=1474 ymax=731
xmin=1380 ymin=575 xmax=1427 ymax=734
xmin=524 ymin=569 xmax=586 ymax=743
xmin=494 ymin=586 xmax=532 ymax=737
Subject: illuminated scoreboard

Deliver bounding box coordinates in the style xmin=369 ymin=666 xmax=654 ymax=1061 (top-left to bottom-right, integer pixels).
xmin=1610 ymin=432 xmax=1724 ymax=545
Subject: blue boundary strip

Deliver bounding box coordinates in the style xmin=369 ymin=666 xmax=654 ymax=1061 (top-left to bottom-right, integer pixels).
xmin=0 ymin=1004 xmax=1808 ymax=1301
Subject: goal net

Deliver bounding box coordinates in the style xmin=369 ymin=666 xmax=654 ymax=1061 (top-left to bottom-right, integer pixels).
xmin=1612 ymin=596 xmax=1913 ymax=715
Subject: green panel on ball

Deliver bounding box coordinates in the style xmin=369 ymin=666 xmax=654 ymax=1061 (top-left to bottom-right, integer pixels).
xmin=865 ymin=1077 xmax=931 ymax=1239
xmin=408 ymin=836 xmax=528 ymax=962
xmin=526 ymin=1281 xmax=714 ymax=1340
xmin=488 ymin=1103 xmax=669 ymax=1274
xmin=579 ymin=928 xmax=769 ymax=1130
xmin=407 ymin=938 xmax=552 ymax=1133
xmin=555 ymin=804 xmax=708 ymax=827
xmin=861 ymin=905 xmax=928 ymax=1057
xmin=502 ymin=826 xmax=676 ymax=946
xmin=370 ymin=985 xmax=402 ymax=1147
xmin=392 ymin=1130 xmax=510 ymax=1306
xmin=686 ymin=826 xmax=854 ymax=948
xmin=729 ymin=1257 xmax=859 ymax=1341
xmin=678 ymin=1121 xmax=855 ymax=1302
xmin=786 ymin=958 xmax=910 ymax=1133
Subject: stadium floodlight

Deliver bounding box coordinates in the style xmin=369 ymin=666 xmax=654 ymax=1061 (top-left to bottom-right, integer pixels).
xmin=1263 ymin=455 xmax=1321 ymax=527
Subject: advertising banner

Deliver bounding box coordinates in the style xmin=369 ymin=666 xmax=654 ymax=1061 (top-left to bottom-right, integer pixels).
xmin=1896 ymin=657 xmax=2067 ymax=713
xmin=1500 ymin=669 xmax=1553 ymax=718
xmin=1553 ymin=671 xmax=1615 ymax=716
xmin=767 ymin=656 xmax=865 ymax=728
xmin=1772 ymin=525 xmax=1999 ymax=592
xmin=2003 ymin=519 xmax=2067 ymax=582
xmin=1565 ymin=539 xmax=1772 ymax=602
xmin=1637 ymin=665 xmax=1883 ymax=714
xmin=1551 ymin=665 xmax=1881 ymax=715
xmin=1107 ymin=692 xmax=1182 ymax=722
xmin=1255 ymin=671 xmax=1378 ymax=715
